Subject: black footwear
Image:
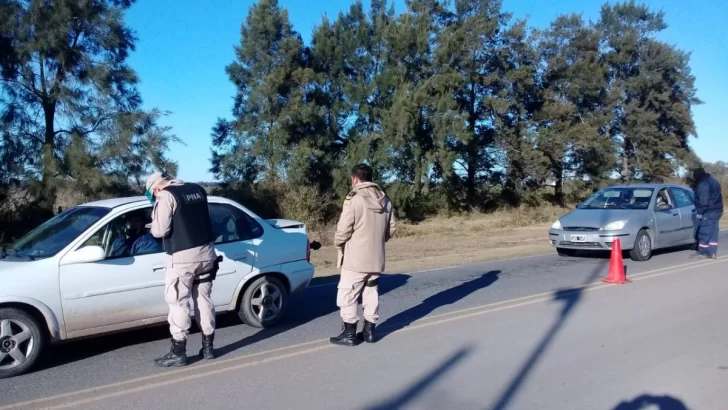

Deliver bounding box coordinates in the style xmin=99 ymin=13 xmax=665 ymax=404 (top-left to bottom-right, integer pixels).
xmin=359 ymin=320 xmax=376 ymax=343
xmin=199 ymin=333 xmax=215 ymax=360
xmin=330 ymin=322 xmax=360 ymax=346
xmin=154 ymin=338 xmax=188 ymax=367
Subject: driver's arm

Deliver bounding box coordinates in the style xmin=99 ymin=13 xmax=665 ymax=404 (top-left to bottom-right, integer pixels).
xmin=151 ymin=191 xmax=176 ymax=239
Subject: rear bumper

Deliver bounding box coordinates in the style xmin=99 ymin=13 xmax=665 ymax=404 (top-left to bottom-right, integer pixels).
xmin=549 ymin=229 xmax=635 ymax=250
xmin=280 ymin=260 xmax=315 ymax=294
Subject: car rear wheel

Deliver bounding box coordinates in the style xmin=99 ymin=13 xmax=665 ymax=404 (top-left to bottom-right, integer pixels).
xmin=0 ymin=308 xmax=45 ymax=379
xmin=237 ymin=276 xmax=289 ymax=328
xmin=629 ymin=229 xmax=652 ymax=262
xmin=557 ymin=248 xmax=578 ymax=257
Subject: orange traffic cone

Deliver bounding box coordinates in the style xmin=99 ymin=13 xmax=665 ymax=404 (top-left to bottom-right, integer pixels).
xmin=602 ymin=238 xmax=631 ymax=284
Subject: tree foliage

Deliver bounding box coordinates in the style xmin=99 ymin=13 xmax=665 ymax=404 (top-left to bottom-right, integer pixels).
xmin=212 ymin=0 xmax=702 ymax=220
xmin=0 ymin=0 xmax=178 ymax=211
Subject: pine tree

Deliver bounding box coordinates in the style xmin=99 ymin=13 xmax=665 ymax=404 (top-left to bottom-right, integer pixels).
xmin=380 ymin=0 xmax=450 ymax=198
xmin=0 ymin=0 xmax=176 ymax=209
xmin=308 ymin=2 xmax=373 ymax=194
xmin=536 ymin=14 xmax=613 ymax=204
xmin=597 ymin=0 xmax=700 ymax=181
xmin=211 ymin=0 xmax=306 ymax=184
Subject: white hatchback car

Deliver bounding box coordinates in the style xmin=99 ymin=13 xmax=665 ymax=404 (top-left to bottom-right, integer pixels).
xmin=0 ymin=196 xmax=316 ymax=378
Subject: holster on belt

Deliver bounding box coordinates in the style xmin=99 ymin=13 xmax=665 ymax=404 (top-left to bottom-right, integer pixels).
xmin=193 ymin=255 xmax=223 ymax=285
xmin=336 ymin=247 xmax=344 ymax=269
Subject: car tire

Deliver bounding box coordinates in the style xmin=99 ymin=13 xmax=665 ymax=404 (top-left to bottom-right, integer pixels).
xmin=557 ymin=248 xmax=578 ymax=257
xmin=629 ymin=229 xmax=652 ymax=262
xmin=237 ymin=276 xmax=289 ymax=329
xmin=0 ymin=308 xmax=46 ymax=379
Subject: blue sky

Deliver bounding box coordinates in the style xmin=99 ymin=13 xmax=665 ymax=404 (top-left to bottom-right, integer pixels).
xmin=126 ymin=0 xmax=727 ymax=182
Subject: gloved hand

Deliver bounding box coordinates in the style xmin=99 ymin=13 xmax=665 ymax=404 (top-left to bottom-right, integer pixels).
xmin=336 ymin=247 xmax=344 ymax=269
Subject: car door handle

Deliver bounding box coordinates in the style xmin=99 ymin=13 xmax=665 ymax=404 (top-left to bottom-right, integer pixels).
xmin=152 ymin=265 xmax=166 ymax=272
xmin=228 ymin=254 xmax=248 ymax=261
xmin=672 ymin=212 xmax=678 ymax=216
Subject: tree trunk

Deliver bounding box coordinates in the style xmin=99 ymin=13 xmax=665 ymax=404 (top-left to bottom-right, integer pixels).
xmin=415 ymin=151 xmax=423 ymax=198
xmin=40 ymin=103 xmax=57 ymax=212
xmin=466 ymin=144 xmax=477 ymax=206
xmin=621 ymin=137 xmax=632 ymax=181
xmin=554 ymin=174 xmax=564 ymax=206
xmin=554 ymin=157 xmax=564 ymax=206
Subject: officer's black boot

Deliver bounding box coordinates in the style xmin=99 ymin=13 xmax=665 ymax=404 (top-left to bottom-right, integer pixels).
xmin=154 ymin=338 xmax=188 ymax=367
xmin=199 ymin=333 xmax=215 ymax=360
xmin=329 ymin=322 xmax=360 ymax=346
xmin=359 ymin=320 xmax=376 ymax=343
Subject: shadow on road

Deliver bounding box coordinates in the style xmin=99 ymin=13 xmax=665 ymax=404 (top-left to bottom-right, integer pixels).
xmin=375 ymin=270 xmax=501 ymax=341
xmin=612 ymin=394 xmax=690 ymax=410
xmin=362 ymin=345 xmax=474 ymax=410
xmin=39 ymin=273 xmax=411 ymax=370
xmin=214 ymin=273 xmax=410 ymax=357
xmin=487 ymin=262 xmax=606 ymax=410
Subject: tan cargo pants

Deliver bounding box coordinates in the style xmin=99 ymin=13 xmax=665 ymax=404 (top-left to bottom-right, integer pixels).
xmin=337 ymin=269 xmax=380 ymax=324
xmin=165 ymin=261 xmax=216 ymax=341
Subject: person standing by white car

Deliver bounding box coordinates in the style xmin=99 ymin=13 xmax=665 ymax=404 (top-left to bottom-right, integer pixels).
xmin=330 ymin=164 xmax=396 ymax=346
xmin=145 ymin=172 xmax=219 ymax=367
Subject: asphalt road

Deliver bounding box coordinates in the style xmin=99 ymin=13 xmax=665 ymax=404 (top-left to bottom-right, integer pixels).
xmin=1 ymin=232 xmax=726 ymax=409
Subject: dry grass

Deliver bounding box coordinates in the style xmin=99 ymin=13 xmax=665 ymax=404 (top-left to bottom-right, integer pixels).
xmin=310 ymin=205 xmax=568 ymax=277
xmin=310 ymin=206 xmax=728 ymax=277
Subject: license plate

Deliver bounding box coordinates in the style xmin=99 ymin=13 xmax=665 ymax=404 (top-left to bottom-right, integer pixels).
xmin=570 ymin=235 xmax=587 ymax=243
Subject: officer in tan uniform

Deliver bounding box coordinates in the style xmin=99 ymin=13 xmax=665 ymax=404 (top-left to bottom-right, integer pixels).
xmin=145 ymin=172 xmax=219 ymax=367
xmin=330 ymin=164 xmax=396 ymax=346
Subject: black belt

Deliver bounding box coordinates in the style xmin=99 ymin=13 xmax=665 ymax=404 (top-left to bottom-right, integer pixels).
xmin=193 ymin=255 xmax=223 ymax=285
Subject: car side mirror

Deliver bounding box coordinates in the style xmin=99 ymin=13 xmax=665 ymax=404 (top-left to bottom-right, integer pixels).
xmin=60 ymin=245 xmax=106 ymax=266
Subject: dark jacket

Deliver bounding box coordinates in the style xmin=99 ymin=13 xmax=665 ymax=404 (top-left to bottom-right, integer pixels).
xmin=695 ymin=174 xmax=723 ymax=216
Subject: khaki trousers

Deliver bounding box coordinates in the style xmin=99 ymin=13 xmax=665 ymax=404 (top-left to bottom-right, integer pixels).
xmin=165 ymin=261 xmax=216 ymax=341
xmin=337 ymin=269 xmax=380 ymax=324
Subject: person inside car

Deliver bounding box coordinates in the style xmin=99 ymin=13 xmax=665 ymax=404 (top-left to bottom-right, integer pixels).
xmin=129 ymin=228 xmax=163 ymax=255
xmin=109 ymin=215 xmax=146 ymax=258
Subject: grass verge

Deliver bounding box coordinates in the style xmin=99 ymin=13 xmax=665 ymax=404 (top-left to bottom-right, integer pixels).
xmin=309 ymin=208 xmax=728 ymax=278
xmin=309 ymin=206 xmax=565 ymax=277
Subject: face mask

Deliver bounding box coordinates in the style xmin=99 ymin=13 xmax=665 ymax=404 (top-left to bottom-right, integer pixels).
xmin=144 ymin=188 xmax=155 ymax=205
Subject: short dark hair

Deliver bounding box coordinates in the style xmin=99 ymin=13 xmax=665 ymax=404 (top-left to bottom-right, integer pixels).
xmin=351 ymin=164 xmax=373 ymax=182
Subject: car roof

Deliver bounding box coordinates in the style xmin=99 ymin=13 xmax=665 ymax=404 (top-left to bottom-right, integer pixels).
xmin=78 ymin=195 xmax=236 ymax=209
xmin=79 ymin=196 xmax=149 ymax=208
xmin=604 ymin=182 xmax=688 ymax=190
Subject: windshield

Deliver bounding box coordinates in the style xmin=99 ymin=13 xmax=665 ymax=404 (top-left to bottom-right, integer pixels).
xmin=4 ymin=206 xmax=111 ymax=261
xmin=580 ymin=188 xmax=654 ymax=210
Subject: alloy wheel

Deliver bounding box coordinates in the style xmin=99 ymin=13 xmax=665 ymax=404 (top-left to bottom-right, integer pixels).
xmin=0 ymin=319 xmax=34 ymax=371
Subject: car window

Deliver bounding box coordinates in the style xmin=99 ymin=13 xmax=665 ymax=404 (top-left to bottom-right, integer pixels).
xmin=209 ymin=203 xmax=264 ymax=244
xmin=654 ymin=188 xmax=674 ymax=209
xmin=580 ymin=188 xmax=653 ymax=209
xmin=686 ymin=189 xmax=695 ymax=203
xmin=669 ymin=188 xmax=693 ymax=208
xmin=81 ymin=208 xmax=163 ymax=259
xmin=7 ymin=206 xmax=110 ymax=260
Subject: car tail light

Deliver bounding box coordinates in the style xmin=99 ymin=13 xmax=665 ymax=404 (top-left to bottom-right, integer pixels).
xmin=306 ymin=239 xmax=311 ymax=263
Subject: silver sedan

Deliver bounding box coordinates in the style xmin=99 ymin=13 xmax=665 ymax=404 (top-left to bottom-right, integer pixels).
xmin=549 ymin=183 xmax=698 ymax=261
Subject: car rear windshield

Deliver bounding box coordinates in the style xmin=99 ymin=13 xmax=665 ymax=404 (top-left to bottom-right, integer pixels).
xmin=4 ymin=206 xmax=111 ymax=261
xmin=580 ymin=188 xmax=654 ymax=210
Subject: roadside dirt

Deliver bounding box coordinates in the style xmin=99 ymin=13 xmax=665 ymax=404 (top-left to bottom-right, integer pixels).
xmin=310 ymin=213 xmax=728 ymax=278
xmin=310 ymin=222 xmax=553 ymax=277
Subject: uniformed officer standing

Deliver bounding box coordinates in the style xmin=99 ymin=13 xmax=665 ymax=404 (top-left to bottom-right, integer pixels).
xmin=145 ymin=172 xmax=219 ymax=367
xmin=692 ymin=167 xmax=723 ymax=259
xmin=330 ymin=164 xmax=396 ymax=346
